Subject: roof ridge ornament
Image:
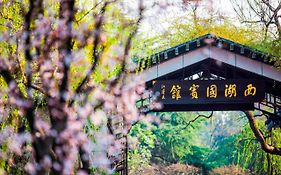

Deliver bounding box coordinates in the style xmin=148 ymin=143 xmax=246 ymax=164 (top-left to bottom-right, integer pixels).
xmin=230 ymin=43 xmax=234 ymax=51
xmin=196 ymin=39 xmax=200 ymax=47
xmin=240 ymin=47 xmax=245 ymax=54
xmin=185 ymin=43 xmax=190 ymax=51
xmin=217 ymin=39 xmax=223 ymax=48
xmin=175 ymin=47 xmax=179 ymax=56
xmin=164 ymin=52 xmax=168 ymax=60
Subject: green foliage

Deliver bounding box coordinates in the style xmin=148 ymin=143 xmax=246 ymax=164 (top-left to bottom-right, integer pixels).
xmin=251 ymin=39 xmax=281 ymax=61
xmin=128 ymin=122 xmax=157 ymax=174
xmin=129 ymin=111 xmax=281 ymax=174
xmin=129 ymin=122 xmax=156 ymax=162
xmin=184 ymin=146 xmax=213 ymax=173
xmin=207 ymin=135 xmax=237 ymax=167
xmin=150 ymin=112 xmax=205 ymax=164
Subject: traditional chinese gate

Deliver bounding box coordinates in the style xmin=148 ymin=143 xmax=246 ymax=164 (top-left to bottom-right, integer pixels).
xmin=117 ymin=34 xmax=281 ymax=174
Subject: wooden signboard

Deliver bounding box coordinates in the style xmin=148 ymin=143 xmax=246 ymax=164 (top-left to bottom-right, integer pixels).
xmin=152 ymin=80 xmax=265 ymax=111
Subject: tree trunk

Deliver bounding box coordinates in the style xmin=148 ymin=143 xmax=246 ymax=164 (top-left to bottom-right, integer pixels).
xmin=244 ymin=111 xmax=281 ymax=156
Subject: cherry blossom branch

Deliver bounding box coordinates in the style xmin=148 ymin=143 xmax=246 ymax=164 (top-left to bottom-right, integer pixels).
xmin=69 ymin=1 xmax=112 ymax=106
xmin=23 ymin=0 xmax=43 ymax=133
xmin=106 ymin=0 xmax=145 ymax=136
xmin=30 ymin=84 xmax=48 ymax=96
xmin=109 ymin=1 xmax=144 ymax=89
xmin=79 ymin=147 xmax=90 ymax=173
xmin=58 ymin=0 xmax=75 ymax=103
xmin=104 ymin=4 xmax=145 ymax=172
xmin=0 ymin=0 xmax=152 ymax=174
xmin=0 ymin=61 xmax=15 ymax=86
xmin=45 ymin=1 xmax=76 ymax=174
xmin=22 ymin=1 xmax=52 ymax=174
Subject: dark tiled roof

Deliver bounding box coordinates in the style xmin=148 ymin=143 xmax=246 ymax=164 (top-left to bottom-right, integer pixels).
xmin=137 ymin=34 xmax=275 ymax=71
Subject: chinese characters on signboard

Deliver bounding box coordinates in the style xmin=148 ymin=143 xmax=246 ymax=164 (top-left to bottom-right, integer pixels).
xmin=153 ymin=80 xmax=264 ymax=105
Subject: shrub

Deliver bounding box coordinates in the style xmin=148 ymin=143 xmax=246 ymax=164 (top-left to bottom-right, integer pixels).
xmin=210 ymin=165 xmax=249 ymax=175
xmin=164 ymin=163 xmax=202 ymax=175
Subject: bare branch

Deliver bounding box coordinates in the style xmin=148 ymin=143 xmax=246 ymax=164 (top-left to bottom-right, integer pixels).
xmin=261 ymin=0 xmax=276 ymax=12
xmin=231 ymin=0 xmax=281 ymax=38
xmin=182 ymin=111 xmax=213 ymax=130
xmin=75 ymin=1 xmax=103 ymax=23
xmin=241 ymin=20 xmax=267 ymax=23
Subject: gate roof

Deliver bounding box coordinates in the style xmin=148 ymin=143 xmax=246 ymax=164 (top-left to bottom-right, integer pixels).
xmin=138 ymin=34 xmax=281 ymax=83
